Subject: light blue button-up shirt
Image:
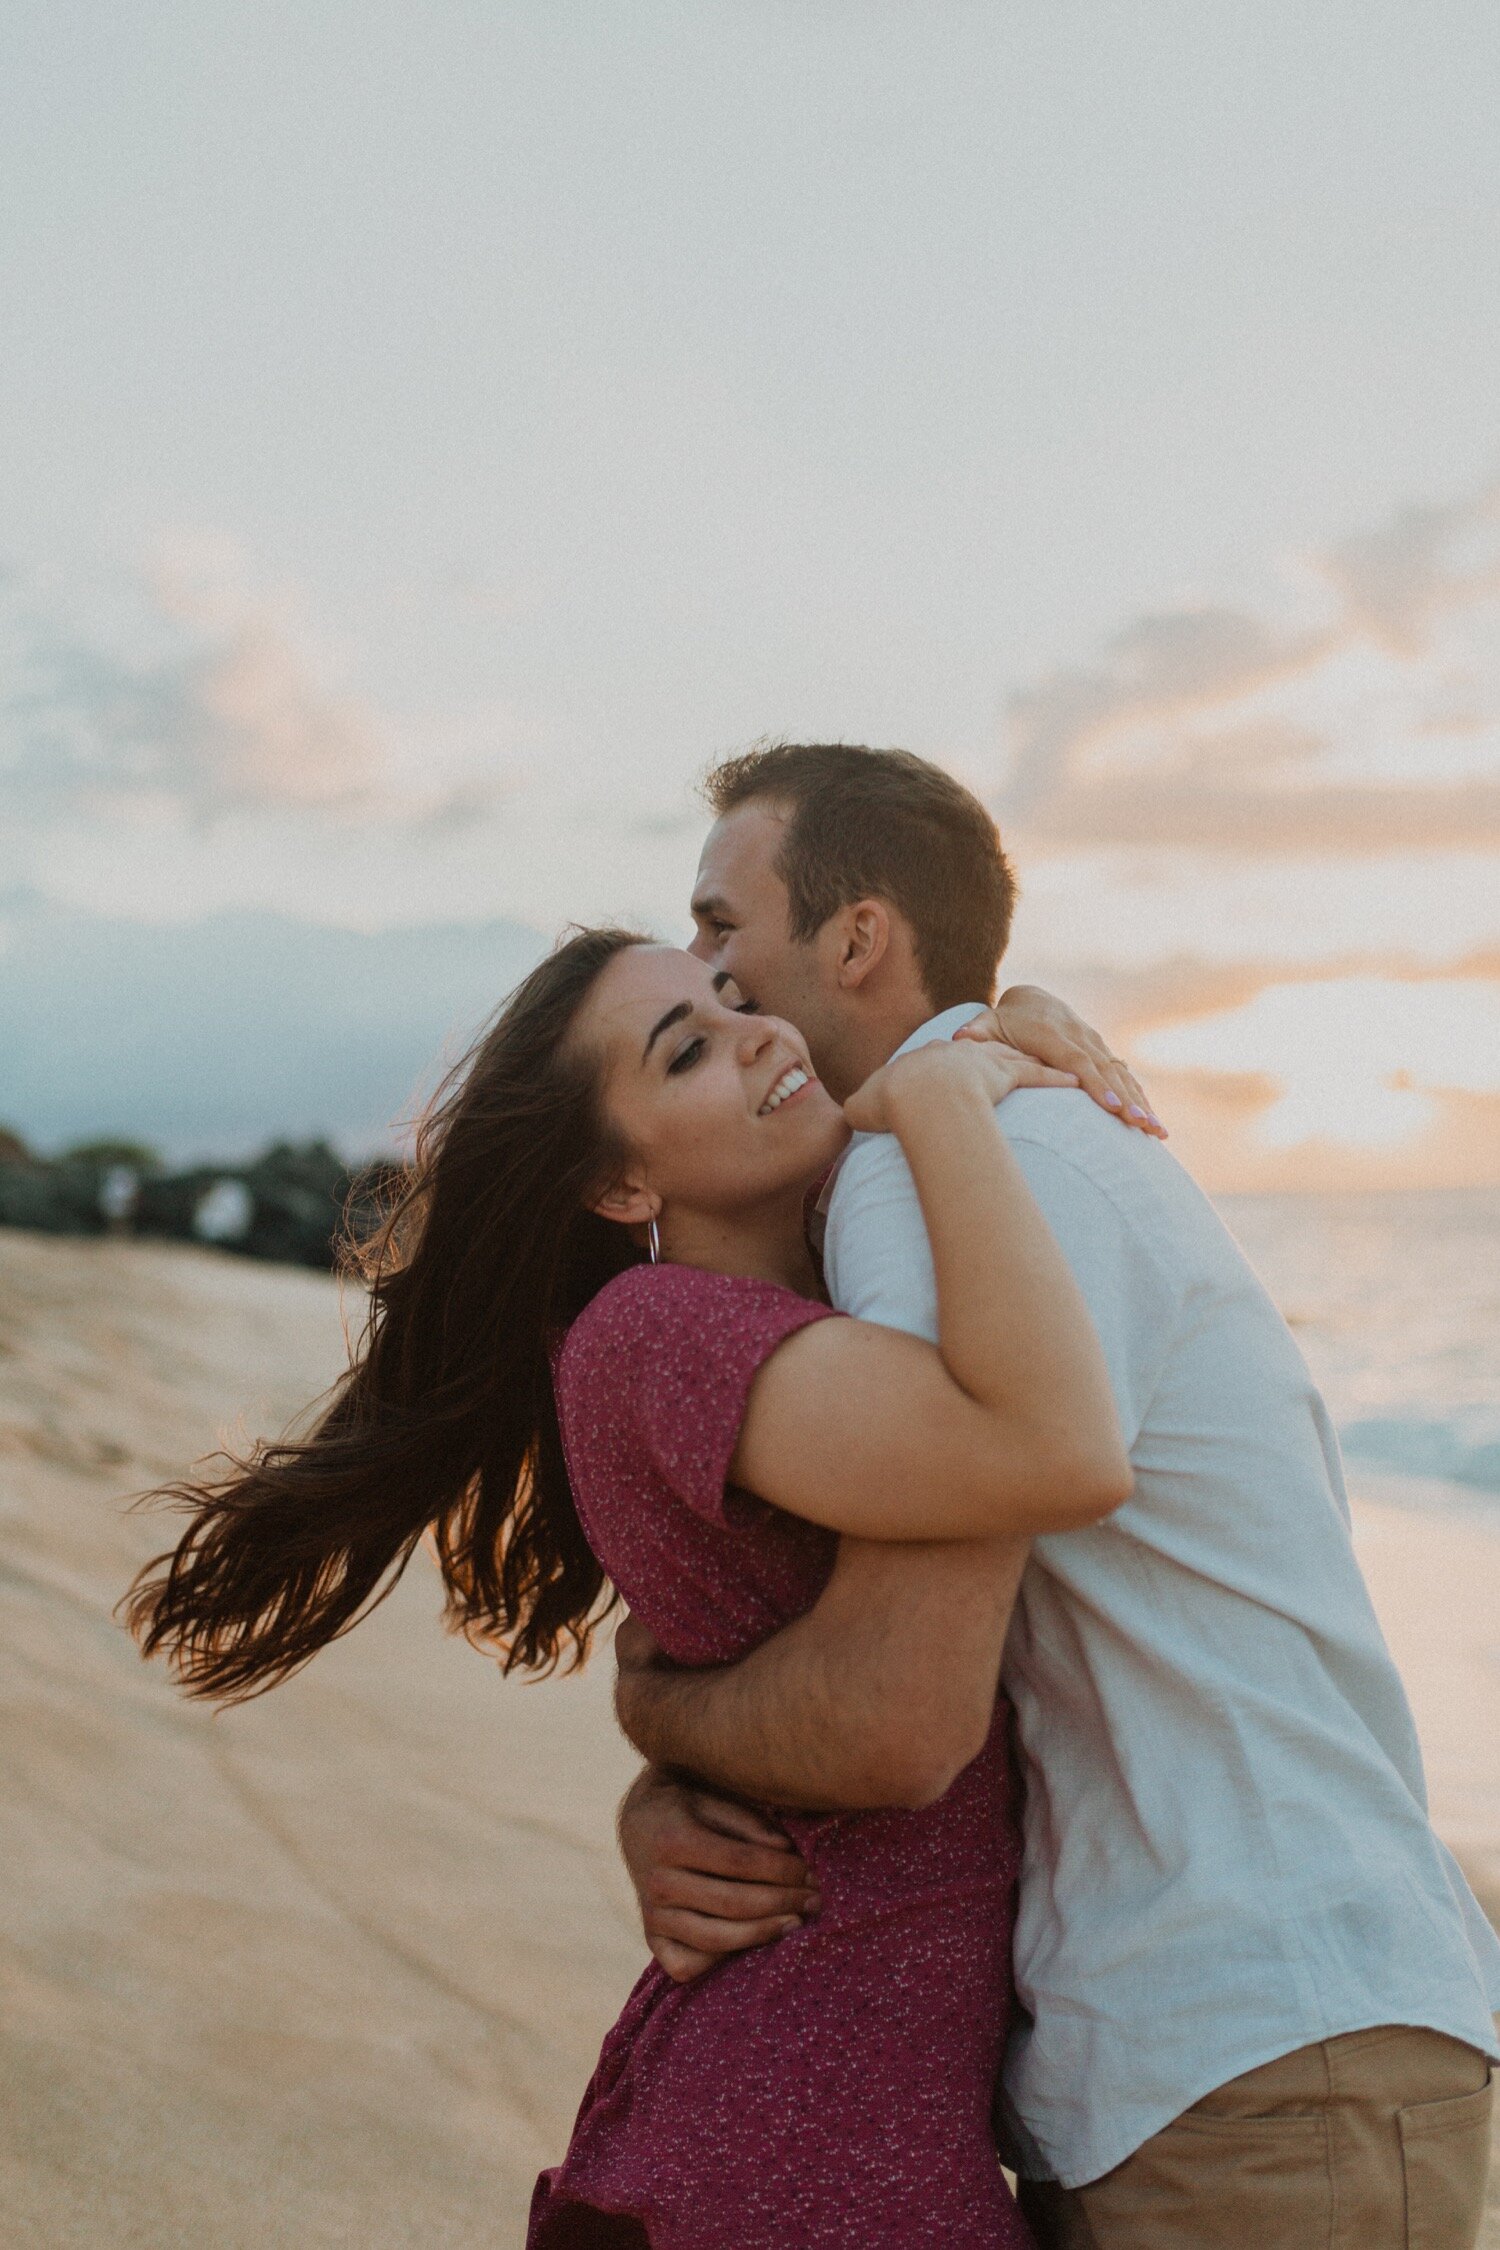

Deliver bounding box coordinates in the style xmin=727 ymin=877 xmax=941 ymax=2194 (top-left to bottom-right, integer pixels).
xmin=823 ymin=1006 xmax=1500 ymax=2188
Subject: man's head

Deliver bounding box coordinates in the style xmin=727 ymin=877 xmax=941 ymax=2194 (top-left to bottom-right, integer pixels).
xmin=688 ymin=742 xmax=1016 ymax=1098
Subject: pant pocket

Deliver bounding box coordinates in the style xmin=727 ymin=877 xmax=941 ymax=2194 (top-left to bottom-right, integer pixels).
xmin=1399 ymin=2074 xmax=1493 ymax=2250
xmin=1079 ymin=2111 xmax=1334 ymax=2250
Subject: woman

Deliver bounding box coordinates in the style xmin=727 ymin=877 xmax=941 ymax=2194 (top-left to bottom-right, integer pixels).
xmin=127 ymin=928 xmax=1135 ymax=2249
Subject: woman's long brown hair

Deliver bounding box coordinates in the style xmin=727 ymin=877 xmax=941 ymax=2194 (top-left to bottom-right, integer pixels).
xmin=123 ymin=926 xmax=647 ymax=1703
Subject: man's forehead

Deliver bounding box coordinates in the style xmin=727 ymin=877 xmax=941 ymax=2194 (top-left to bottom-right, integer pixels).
xmin=693 ymin=799 xmax=789 ymax=906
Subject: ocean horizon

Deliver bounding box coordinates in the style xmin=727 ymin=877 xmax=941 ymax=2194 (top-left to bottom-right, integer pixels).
xmin=1215 ymin=1185 xmax=1500 ymax=1511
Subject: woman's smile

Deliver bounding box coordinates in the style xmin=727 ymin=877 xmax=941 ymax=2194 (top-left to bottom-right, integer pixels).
xmin=757 ymin=1064 xmax=815 ymax=1117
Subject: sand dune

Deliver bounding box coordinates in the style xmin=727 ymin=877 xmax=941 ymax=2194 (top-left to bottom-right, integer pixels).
xmin=1 ymin=1233 xmax=1496 ymax=2245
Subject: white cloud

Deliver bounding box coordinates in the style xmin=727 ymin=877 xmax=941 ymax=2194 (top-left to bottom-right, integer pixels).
xmin=1137 ymin=974 xmax=1500 ymax=1158
xmin=1001 ymin=477 xmax=1500 ymax=856
xmin=1 ymin=553 xmax=503 ymax=835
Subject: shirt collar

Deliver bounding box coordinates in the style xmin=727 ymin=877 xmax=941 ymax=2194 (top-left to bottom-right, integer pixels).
xmin=810 ymin=1002 xmax=989 ymax=1231
xmin=888 ymin=1001 xmax=989 ymax=1059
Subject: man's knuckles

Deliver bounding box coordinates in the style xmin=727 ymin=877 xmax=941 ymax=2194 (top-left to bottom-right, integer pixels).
xmin=648 ymin=1905 xmax=795 ymax=1953
xmin=652 ymin=1870 xmax=803 ymax=1917
xmin=667 ymin=1834 xmax=801 ymax=1886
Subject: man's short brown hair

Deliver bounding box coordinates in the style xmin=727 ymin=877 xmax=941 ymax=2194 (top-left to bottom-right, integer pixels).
xmin=703 ymin=742 xmax=1016 ymax=1008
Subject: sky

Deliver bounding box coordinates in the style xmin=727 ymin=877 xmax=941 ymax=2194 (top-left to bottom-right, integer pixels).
xmin=3 ymin=0 xmax=1499 ymax=1187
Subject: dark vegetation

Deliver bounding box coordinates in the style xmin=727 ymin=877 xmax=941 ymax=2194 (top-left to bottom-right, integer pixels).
xmin=0 ymin=1128 xmax=401 ymax=1270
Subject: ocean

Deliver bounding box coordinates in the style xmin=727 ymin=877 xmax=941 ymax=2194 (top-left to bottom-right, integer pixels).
xmin=1215 ymin=1187 xmax=1500 ymax=1514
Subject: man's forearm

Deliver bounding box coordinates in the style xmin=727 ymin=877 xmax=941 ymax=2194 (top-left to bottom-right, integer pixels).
xmin=615 ymin=1534 xmax=1026 ymax=1812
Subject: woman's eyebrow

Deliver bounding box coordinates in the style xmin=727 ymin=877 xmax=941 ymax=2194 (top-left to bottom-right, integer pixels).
xmin=642 ymin=1001 xmax=692 ymax=1062
xmin=642 ymin=976 xmax=737 ymax=1062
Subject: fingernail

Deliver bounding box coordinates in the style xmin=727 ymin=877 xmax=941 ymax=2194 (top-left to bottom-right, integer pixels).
xmin=778 ymin=1916 xmax=801 ymax=1933
xmin=1126 ymin=1104 xmax=1146 ymax=1121
xmin=1103 ymin=1091 xmax=1123 ymax=1109
xmin=804 ymin=1894 xmax=822 ymax=1914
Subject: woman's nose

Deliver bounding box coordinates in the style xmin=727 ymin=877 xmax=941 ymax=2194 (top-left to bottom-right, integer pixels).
xmin=738 ymin=1013 xmax=777 ymax=1062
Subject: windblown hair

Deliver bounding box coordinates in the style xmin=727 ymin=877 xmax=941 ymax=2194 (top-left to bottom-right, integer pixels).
xmin=704 ymin=741 xmax=1016 ymax=1008
xmin=123 ymin=927 xmax=648 ymax=1704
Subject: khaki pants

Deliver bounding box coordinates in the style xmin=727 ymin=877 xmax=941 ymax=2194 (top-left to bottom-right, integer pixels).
xmin=1018 ymin=2027 xmax=1494 ymax=2250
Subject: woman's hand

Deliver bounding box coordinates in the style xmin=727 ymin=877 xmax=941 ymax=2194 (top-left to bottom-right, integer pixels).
xmin=843 ymin=1035 xmax=1078 ymax=1137
xmin=957 ymin=987 xmax=1165 ymax=1136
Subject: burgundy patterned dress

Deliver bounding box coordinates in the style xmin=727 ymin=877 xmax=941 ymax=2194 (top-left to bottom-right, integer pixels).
xmin=528 ymin=1261 xmax=1032 ymax=2250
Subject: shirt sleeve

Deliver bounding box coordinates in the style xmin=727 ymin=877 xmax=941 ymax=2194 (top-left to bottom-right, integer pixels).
xmin=824 ymin=1119 xmax=1181 ymax=1450
xmin=563 ymin=1265 xmax=841 ymax=1527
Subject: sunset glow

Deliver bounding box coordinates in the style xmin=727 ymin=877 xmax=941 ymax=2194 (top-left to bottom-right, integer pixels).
xmin=2 ymin=5 xmax=1498 ymax=1191
xmin=1138 ymin=978 xmax=1500 ymax=1153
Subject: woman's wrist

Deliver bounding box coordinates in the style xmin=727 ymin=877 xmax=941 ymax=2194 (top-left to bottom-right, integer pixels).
xmin=884 ymin=1049 xmax=996 ymax=1135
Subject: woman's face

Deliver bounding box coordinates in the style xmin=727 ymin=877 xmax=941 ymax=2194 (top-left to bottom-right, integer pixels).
xmin=576 ymin=944 xmax=849 ymax=1234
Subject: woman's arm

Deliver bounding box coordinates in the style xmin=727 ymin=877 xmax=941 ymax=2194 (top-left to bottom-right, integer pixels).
xmin=729 ymin=1040 xmax=1133 ymax=1543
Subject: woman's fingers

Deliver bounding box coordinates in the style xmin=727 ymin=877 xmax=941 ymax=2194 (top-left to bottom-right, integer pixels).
xmin=959 ymin=991 xmax=1168 ymax=1136
xmin=998 ymin=1035 xmax=1167 ymax=1138
xmin=1079 ymin=1055 xmax=1166 ymax=1136
xmin=1010 ymin=1058 xmax=1083 ymax=1090
xmin=1114 ymin=1064 xmax=1164 ymax=1133
xmin=964 ymin=1048 xmax=1077 ymax=1102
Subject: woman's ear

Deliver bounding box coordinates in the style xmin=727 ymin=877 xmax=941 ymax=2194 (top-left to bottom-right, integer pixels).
xmin=590 ymin=1178 xmax=660 ymax=1231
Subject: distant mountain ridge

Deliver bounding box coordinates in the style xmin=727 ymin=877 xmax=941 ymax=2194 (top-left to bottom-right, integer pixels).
xmin=0 ymin=893 xmax=547 ymax=1160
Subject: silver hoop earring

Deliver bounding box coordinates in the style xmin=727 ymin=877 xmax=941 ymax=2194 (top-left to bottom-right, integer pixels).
xmin=647 ymin=1217 xmax=662 ymax=1265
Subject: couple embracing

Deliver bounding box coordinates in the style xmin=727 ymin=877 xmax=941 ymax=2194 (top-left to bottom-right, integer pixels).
xmin=132 ymin=743 xmax=1498 ymax=2248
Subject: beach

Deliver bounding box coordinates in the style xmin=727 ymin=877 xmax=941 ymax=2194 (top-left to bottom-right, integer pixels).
xmin=1 ymin=1229 xmax=1497 ymax=2245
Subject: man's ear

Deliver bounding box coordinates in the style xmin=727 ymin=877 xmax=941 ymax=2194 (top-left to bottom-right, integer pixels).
xmin=832 ymin=899 xmax=891 ymax=992
xmin=590 ymin=1178 xmax=659 ymax=1230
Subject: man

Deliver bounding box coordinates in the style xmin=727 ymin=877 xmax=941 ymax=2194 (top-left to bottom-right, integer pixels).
xmin=613 ymin=742 xmax=1500 ymax=2248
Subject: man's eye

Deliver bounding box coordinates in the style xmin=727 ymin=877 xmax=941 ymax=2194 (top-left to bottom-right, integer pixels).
xmin=667 ymin=1037 xmax=706 ymax=1076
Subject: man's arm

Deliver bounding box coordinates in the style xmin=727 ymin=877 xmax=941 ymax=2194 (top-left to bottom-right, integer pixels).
xmin=616 ymin=1529 xmax=1028 ymax=1813
xmin=616 ymin=1531 xmax=1026 ymax=1979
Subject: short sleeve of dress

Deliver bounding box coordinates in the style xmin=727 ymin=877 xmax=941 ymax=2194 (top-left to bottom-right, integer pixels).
xmin=556 ymin=1262 xmax=840 ymax=1527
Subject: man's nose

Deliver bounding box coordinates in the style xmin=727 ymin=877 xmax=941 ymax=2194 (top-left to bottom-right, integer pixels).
xmin=686 ymin=927 xmax=714 ymax=963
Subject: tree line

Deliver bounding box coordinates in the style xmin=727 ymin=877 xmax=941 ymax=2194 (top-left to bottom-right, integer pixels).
xmin=0 ymin=1130 xmax=401 ymax=1271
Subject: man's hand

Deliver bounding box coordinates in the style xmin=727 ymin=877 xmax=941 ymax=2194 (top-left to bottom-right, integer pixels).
xmin=960 ymin=986 xmax=1165 ymax=1137
xmin=617 ymin=1766 xmax=818 ymax=1984
xmin=615 ymin=1618 xmax=818 ymax=1983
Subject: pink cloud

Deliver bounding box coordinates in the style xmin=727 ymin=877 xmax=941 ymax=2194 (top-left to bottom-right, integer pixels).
xmin=1001 ymin=478 xmax=1500 ymax=856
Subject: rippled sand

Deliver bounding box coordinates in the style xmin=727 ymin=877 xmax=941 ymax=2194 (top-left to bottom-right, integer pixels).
xmin=1 ymin=1232 xmax=1495 ymax=2245
xmin=0 ymin=1233 xmax=641 ymax=2245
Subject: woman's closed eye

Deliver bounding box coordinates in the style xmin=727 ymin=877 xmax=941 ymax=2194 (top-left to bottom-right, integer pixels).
xmin=667 ymin=1036 xmax=707 ymax=1076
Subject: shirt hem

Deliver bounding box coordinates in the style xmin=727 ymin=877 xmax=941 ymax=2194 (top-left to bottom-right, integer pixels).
xmin=1022 ymin=2002 xmax=1500 ymax=2190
